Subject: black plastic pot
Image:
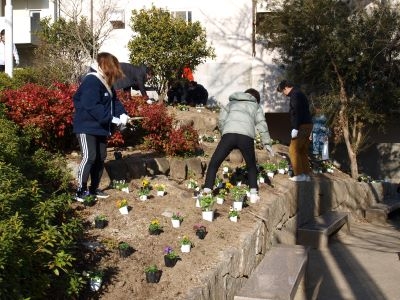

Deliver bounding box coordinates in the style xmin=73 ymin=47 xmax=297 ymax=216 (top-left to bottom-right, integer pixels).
xmin=84 ymin=198 xmax=96 ymax=207
xmin=119 ymin=247 xmax=131 ymax=258
xmin=94 ymin=219 xmax=107 ymax=229
xmin=164 ymin=255 xmax=177 ymax=267
xmin=196 ymin=230 xmax=207 ymax=240
xmin=149 ymin=229 xmax=162 ymax=235
xmin=145 ymin=270 xmax=162 ymax=283
xmin=118 ymin=242 xmax=132 ymax=258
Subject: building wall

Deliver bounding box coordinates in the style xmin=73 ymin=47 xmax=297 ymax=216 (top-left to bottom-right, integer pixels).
xmin=0 ymin=0 xmax=54 ymax=44
xmin=1 ymin=0 xmax=286 ymax=111
xmin=3 ymin=0 xmax=397 ymax=181
xmin=98 ymin=0 xmax=287 ymax=110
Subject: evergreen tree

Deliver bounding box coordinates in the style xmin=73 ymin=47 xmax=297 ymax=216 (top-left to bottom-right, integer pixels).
xmin=128 ymin=6 xmax=215 ymax=98
xmin=258 ymin=0 xmax=400 ymax=178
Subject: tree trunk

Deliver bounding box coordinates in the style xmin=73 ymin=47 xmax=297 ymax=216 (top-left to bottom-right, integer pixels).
xmin=158 ymin=79 xmax=168 ymax=102
xmin=334 ymin=62 xmax=359 ymax=179
xmin=340 ymin=110 xmax=359 ymax=179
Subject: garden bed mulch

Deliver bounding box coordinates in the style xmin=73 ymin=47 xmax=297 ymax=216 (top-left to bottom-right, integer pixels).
xmin=72 ymin=106 xmax=350 ymax=299
xmin=74 ymin=172 xmax=279 ymax=299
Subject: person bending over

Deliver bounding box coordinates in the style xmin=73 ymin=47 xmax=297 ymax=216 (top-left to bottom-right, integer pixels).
xmin=202 ymin=88 xmax=273 ymax=199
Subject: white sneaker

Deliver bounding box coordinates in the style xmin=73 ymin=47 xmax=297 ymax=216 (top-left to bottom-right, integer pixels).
xmin=203 ymin=188 xmax=212 ymax=194
xmin=249 ymin=194 xmax=260 ymax=203
xmin=304 ymin=174 xmax=311 ymax=182
xmin=289 ymin=174 xmax=306 ymax=182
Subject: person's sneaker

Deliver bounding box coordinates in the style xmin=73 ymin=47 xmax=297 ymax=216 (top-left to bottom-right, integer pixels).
xmin=249 ymin=194 xmax=260 ymax=203
xmin=93 ymin=189 xmax=110 ymax=199
xmin=75 ymin=189 xmax=91 ymax=202
xmin=289 ymin=174 xmax=307 ymax=182
xmin=304 ymin=174 xmax=311 ymax=182
xmin=202 ymin=188 xmax=212 ymax=195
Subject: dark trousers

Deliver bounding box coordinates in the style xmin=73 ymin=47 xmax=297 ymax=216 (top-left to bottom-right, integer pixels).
xmin=0 ymin=65 xmax=4 ymax=72
xmin=204 ymin=133 xmax=258 ymax=190
xmin=76 ymin=133 xmax=107 ymax=192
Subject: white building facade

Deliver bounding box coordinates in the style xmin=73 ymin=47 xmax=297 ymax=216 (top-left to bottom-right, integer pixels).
xmin=0 ymin=0 xmax=290 ymax=111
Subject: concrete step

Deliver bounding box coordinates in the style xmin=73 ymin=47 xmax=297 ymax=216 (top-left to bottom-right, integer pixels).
xmin=365 ymin=198 xmax=400 ymax=224
xmin=297 ymin=211 xmax=350 ymax=249
xmin=234 ymin=244 xmax=309 ymax=300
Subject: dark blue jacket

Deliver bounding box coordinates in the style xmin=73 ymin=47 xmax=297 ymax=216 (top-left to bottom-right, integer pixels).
xmin=288 ymin=88 xmax=312 ymax=130
xmin=73 ymin=73 xmax=127 ymax=136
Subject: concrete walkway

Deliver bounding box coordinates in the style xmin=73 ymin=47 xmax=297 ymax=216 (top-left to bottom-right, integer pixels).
xmin=305 ymin=215 xmax=400 ymax=300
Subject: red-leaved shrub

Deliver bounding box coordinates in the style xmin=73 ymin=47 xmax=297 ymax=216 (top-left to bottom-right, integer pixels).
xmin=0 ymin=83 xmax=77 ymax=151
xmin=140 ymin=102 xmax=174 ymax=153
xmin=165 ymin=124 xmax=199 ymax=156
xmin=110 ymin=93 xmax=200 ymax=156
xmin=1 ymin=84 xmax=200 ymax=156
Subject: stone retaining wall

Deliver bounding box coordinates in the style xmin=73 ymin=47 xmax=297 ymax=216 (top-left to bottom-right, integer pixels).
xmin=181 ymin=178 xmax=395 ymax=300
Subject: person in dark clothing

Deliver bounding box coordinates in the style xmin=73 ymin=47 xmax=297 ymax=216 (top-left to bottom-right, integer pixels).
xmin=187 ymin=81 xmax=208 ymax=106
xmin=114 ymin=63 xmax=152 ymax=100
xmin=277 ymin=80 xmax=313 ymax=182
xmin=166 ymin=66 xmax=196 ymax=105
xmin=73 ymin=52 xmax=129 ymax=201
xmin=167 ymin=79 xmax=185 ymax=104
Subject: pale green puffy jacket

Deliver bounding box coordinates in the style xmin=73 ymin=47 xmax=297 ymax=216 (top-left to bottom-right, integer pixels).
xmin=218 ymin=92 xmax=271 ymax=147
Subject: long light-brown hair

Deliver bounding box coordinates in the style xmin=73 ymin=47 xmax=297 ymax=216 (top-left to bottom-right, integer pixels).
xmin=96 ymin=52 xmax=123 ymax=86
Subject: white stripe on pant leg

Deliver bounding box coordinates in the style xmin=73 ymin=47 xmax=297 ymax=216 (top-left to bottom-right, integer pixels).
xmin=77 ymin=133 xmax=89 ymax=190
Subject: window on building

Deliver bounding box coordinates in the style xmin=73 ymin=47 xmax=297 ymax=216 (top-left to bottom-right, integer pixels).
xmin=30 ymin=11 xmax=41 ymax=45
xmin=170 ymin=11 xmax=192 ymax=22
xmin=110 ymin=9 xmax=125 ymax=29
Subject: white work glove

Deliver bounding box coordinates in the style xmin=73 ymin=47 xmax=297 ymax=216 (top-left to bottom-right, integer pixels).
xmin=112 ymin=117 xmax=121 ymax=125
xmin=119 ymin=113 xmax=130 ymax=125
xmin=265 ymin=145 xmax=275 ymax=157
xmin=291 ymin=129 xmax=298 ymax=139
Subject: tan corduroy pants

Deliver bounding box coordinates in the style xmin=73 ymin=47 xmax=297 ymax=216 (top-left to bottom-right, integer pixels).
xmin=289 ymin=124 xmax=313 ymax=176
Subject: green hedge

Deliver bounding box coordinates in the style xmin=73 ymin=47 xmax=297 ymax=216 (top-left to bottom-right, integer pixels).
xmin=0 ymin=108 xmax=85 ymax=298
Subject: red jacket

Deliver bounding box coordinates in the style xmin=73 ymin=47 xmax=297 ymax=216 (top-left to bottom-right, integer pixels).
xmin=182 ymin=66 xmax=194 ymax=81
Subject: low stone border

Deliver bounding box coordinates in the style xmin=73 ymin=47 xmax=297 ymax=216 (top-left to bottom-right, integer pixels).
xmin=181 ymin=179 xmax=395 ymax=299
